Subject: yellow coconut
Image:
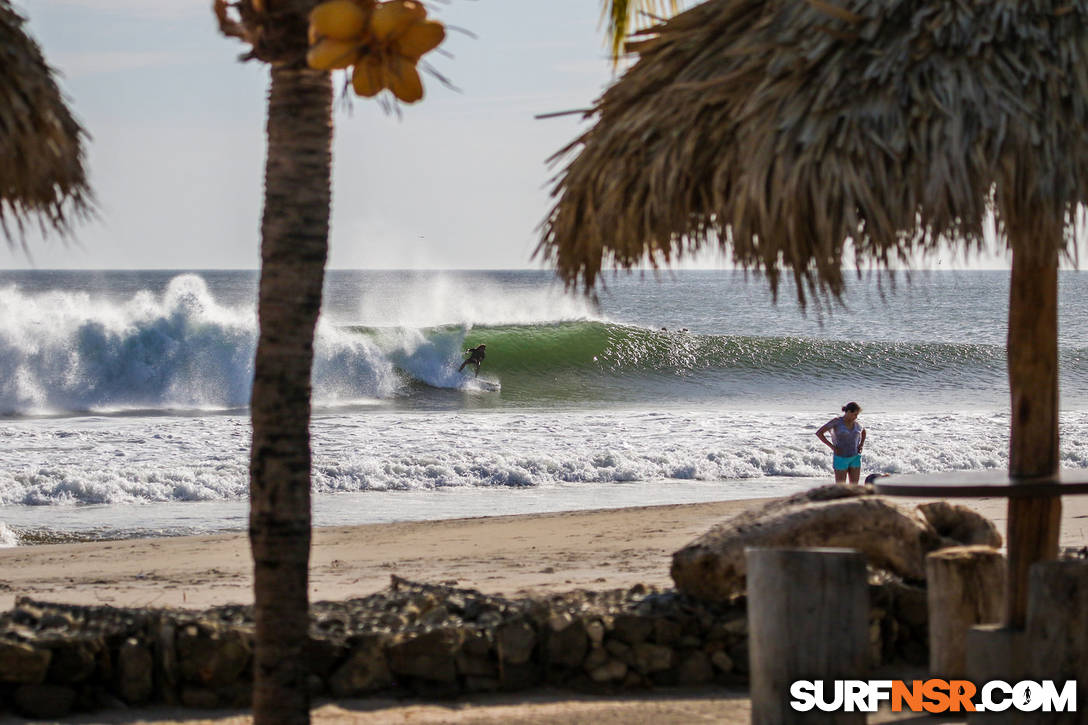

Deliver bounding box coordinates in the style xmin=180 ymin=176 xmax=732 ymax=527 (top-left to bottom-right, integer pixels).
xmin=370 ymin=0 xmax=426 ymax=42
xmin=307 ymin=38 xmax=359 ymax=70
xmin=352 ymin=56 xmax=385 ymax=97
xmin=394 ymin=19 xmax=444 ymax=60
xmin=309 ymin=0 xmax=368 ymax=41
xmin=383 ymin=55 xmax=423 ymax=103
xmin=400 ymin=0 xmax=427 ymax=22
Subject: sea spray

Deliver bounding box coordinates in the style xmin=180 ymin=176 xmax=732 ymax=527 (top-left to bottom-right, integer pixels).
xmin=4 ymin=272 xmax=1088 ymax=414
xmin=345 ymin=272 xmax=600 ymax=328
xmin=0 ymin=275 xmax=593 ymax=414
xmin=0 ymin=275 xmax=401 ymax=414
xmin=0 ymin=276 xmax=255 ymax=414
xmin=2 ymin=269 xmax=1088 ymax=542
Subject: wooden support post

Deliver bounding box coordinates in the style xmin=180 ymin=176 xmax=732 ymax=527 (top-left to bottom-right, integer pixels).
xmin=926 ymin=546 xmax=1005 ymax=678
xmin=1006 ymin=496 xmax=1061 ymax=626
xmin=747 ymin=548 xmax=868 ymax=725
xmin=1023 ymin=560 xmax=1088 ymax=724
xmin=1005 ymin=243 xmax=1061 ymax=627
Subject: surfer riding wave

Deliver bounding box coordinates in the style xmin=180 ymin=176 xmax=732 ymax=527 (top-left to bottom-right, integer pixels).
xmin=459 ymin=344 xmax=486 ymax=377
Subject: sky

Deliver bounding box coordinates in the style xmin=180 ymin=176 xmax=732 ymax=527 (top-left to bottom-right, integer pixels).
xmin=5 ymin=0 xmax=1026 ymax=271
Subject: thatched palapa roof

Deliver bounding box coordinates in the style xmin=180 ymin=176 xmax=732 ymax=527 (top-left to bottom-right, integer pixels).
xmin=539 ymin=0 xmax=1088 ymax=304
xmin=0 ymin=0 xmax=91 ymax=244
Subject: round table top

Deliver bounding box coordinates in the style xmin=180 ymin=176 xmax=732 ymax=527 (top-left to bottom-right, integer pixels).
xmin=873 ymin=469 xmax=1088 ymax=498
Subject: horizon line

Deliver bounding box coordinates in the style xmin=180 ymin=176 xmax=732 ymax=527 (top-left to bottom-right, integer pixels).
xmin=0 ymin=266 xmax=1049 ymax=273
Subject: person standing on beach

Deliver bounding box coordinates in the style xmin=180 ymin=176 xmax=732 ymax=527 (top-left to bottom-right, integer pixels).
xmin=816 ymin=402 xmax=866 ymax=484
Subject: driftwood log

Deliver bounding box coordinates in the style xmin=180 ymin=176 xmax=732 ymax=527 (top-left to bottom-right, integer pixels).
xmin=917 ymin=501 xmax=1003 ymax=546
xmin=670 ymin=485 xmax=1002 ymax=602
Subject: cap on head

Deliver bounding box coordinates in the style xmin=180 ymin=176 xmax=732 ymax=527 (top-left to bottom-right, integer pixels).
xmin=842 ymin=402 xmax=861 ymax=413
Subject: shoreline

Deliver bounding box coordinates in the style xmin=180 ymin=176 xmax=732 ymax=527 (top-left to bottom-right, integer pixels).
xmin=1 ymin=493 xmax=1086 ymax=613
xmin=0 ymin=498 xmax=767 ymax=611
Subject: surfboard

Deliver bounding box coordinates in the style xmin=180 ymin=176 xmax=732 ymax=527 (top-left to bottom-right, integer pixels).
xmin=462 ymin=377 xmax=501 ymax=392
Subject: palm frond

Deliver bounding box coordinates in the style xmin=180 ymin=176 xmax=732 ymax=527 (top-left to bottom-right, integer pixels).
xmin=601 ymin=0 xmax=681 ymax=66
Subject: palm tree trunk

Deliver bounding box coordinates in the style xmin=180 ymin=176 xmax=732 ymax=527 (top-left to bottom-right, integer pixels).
xmin=1005 ymin=241 xmax=1062 ymax=627
xmin=250 ymin=65 xmax=332 ymax=724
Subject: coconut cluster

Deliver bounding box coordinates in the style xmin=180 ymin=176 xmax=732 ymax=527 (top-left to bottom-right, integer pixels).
xmin=306 ymin=0 xmax=445 ymax=103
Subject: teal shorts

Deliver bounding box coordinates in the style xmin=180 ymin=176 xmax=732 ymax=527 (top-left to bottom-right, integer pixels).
xmin=833 ymin=454 xmax=861 ymax=471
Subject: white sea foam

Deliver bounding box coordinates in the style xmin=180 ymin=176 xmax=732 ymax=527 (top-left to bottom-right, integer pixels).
xmin=4 ymin=270 xmax=1088 ymax=542
xmin=2 ymin=272 xmax=1085 ymax=416
xmin=3 ymin=409 xmax=1088 ymax=509
xmin=0 ymin=275 xmax=406 ymax=414
xmin=0 ymin=274 xmax=603 ymax=416
xmin=362 ymin=326 xmax=472 ymax=390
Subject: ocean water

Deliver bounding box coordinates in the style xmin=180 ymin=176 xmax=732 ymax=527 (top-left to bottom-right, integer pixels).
xmin=2 ymin=269 xmax=1088 ymax=544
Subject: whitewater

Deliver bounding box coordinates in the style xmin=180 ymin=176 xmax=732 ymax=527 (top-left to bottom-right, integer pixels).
xmin=2 ymin=269 xmax=1088 ymax=543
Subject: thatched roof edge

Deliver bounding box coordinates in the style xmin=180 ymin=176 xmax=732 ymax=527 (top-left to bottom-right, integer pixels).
xmin=0 ymin=0 xmax=93 ymax=246
xmin=539 ymin=0 xmax=1088 ymax=305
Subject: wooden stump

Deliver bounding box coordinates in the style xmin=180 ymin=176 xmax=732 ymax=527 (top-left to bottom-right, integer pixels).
xmin=926 ymin=546 xmax=1006 ymax=678
xmin=747 ymin=548 xmax=868 ymax=725
xmin=965 ymin=625 xmax=1027 ymax=725
xmin=1023 ymin=559 xmax=1088 ymax=724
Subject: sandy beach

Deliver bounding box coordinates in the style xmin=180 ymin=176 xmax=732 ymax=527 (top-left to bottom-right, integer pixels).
xmin=2 ymin=493 xmax=1086 ymax=724
xmin=3 ymin=494 xmax=1087 ymax=612
xmin=0 ymin=498 xmax=767 ymax=612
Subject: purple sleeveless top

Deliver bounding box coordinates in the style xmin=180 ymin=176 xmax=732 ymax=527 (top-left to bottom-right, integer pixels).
xmin=828 ymin=417 xmax=864 ymax=457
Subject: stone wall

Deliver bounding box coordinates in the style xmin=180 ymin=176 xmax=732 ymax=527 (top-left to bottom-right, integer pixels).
xmin=0 ymin=576 xmax=928 ymax=720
